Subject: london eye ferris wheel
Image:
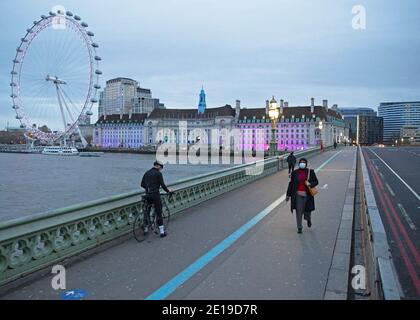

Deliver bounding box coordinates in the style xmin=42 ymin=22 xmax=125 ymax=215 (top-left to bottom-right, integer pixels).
xmin=10 ymin=8 xmax=102 ymax=145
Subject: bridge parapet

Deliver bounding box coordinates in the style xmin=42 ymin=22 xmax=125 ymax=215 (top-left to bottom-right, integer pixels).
xmin=0 ymin=145 xmax=331 ymax=286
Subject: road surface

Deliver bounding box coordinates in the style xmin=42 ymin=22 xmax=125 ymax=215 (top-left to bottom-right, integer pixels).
xmin=362 ymin=146 xmax=420 ymax=299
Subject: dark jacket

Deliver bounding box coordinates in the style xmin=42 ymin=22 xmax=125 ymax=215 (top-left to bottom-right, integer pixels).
xmin=286 ymin=154 xmax=297 ymax=165
xmin=286 ymin=168 xmax=319 ymax=213
xmin=141 ymin=168 xmax=170 ymax=194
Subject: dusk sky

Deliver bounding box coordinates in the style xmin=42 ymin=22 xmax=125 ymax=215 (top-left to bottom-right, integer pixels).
xmin=1 ymin=0 xmax=419 ymax=129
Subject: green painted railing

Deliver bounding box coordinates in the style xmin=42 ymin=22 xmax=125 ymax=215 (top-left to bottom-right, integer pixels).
xmin=0 ymin=145 xmax=330 ymax=286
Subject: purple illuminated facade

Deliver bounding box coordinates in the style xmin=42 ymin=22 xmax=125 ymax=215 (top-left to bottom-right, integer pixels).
xmin=93 ymin=113 xmax=147 ymax=148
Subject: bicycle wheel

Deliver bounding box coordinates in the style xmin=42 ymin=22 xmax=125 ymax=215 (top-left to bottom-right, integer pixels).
xmin=133 ymin=204 xmax=148 ymax=242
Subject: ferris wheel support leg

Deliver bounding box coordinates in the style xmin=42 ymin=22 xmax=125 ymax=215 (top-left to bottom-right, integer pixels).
xmin=55 ymin=84 xmax=68 ymax=142
xmin=57 ymin=86 xmax=88 ymax=149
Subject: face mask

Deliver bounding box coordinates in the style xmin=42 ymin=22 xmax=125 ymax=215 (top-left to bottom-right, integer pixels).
xmin=299 ymin=163 xmax=307 ymax=169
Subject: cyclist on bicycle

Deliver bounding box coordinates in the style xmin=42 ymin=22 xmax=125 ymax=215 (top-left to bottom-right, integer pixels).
xmin=141 ymin=160 xmax=172 ymax=237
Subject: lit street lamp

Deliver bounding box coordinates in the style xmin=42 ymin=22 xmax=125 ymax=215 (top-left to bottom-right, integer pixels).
xmin=268 ymin=96 xmax=280 ymax=156
xmin=318 ymin=121 xmax=323 ymax=149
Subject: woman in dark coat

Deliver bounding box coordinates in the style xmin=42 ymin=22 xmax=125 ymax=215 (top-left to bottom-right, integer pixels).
xmin=286 ymin=158 xmax=319 ymax=234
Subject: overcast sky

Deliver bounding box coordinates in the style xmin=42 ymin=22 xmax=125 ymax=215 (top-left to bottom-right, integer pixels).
xmin=1 ymin=0 xmax=419 ymax=129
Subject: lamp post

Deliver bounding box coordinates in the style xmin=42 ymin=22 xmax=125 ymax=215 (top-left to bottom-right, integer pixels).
xmin=268 ymin=96 xmax=280 ymax=156
xmin=318 ymin=121 xmax=323 ymax=150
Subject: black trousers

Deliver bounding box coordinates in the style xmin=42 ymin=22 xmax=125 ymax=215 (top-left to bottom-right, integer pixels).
xmin=288 ymin=163 xmax=295 ymax=174
xmin=145 ymin=193 xmax=163 ymax=226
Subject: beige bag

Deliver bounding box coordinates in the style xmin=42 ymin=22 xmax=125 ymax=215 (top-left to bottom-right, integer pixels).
xmin=306 ymin=169 xmax=318 ymax=197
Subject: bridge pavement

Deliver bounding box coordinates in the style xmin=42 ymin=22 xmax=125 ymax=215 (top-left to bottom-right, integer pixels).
xmin=1 ymin=147 xmax=357 ymax=300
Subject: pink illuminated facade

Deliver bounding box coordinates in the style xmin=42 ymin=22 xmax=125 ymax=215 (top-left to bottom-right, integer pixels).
xmin=236 ymin=100 xmax=349 ymax=151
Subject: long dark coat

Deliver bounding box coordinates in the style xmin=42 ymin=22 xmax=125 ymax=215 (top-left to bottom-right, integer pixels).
xmin=286 ymin=168 xmax=319 ymax=213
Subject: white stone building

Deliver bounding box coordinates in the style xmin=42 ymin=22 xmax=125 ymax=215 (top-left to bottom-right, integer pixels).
xmin=93 ymin=113 xmax=147 ymax=148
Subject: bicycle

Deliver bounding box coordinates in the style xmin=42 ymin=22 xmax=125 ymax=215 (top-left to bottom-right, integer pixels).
xmin=133 ymin=192 xmax=173 ymax=242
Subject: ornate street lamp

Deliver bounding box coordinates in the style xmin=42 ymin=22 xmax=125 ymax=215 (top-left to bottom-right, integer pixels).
xmin=268 ymin=96 xmax=279 ymax=156
xmin=318 ymin=121 xmax=323 ymax=146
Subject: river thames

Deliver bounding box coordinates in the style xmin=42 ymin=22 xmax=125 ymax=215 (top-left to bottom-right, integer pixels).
xmin=0 ymin=152 xmax=232 ymax=222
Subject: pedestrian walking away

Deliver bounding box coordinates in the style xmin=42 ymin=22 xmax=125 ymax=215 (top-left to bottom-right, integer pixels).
xmin=141 ymin=160 xmax=172 ymax=237
xmin=286 ymin=158 xmax=319 ymax=234
xmin=286 ymin=151 xmax=297 ymax=177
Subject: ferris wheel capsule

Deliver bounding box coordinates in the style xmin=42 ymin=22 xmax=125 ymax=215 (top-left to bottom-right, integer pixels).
xmin=66 ymin=11 xmax=73 ymax=17
xmin=86 ymin=111 xmax=93 ymax=116
xmin=81 ymin=22 xmax=88 ymax=28
xmin=74 ymin=15 xmax=81 ymax=21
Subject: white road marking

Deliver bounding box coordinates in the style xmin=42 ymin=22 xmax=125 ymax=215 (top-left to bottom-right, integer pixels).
xmin=368 ymin=148 xmax=420 ymax=201
xmin=378 ymin=171 xmax=384 ymax=179
xmin=397 ymin=203 xmax=417 ymax=231
xmin=318 ymin=169 xmax=352 ymax=172
xmin=320 ymin=184 xmax=328 ymax=190
xmin=385 ymin=183 xmax=396 ymax=197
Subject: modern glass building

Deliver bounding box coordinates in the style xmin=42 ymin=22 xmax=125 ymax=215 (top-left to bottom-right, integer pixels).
xmin=338 ymin=107 xmax=377 ymax=117
xmin=337 ymin=107 xmax=380 ymax=144
xmin=357 ymin=115 xmax=383 ymax=145
xmin=378 ymin=101 xmax=420 ymax=143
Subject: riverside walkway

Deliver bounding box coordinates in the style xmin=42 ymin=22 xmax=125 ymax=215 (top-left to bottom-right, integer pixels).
xmin=1 ymin=147 xmax=357 ymax=300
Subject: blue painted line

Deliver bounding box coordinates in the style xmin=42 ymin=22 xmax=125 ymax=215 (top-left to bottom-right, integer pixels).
xmin=145 ymin=150 xmax=343 ymax=300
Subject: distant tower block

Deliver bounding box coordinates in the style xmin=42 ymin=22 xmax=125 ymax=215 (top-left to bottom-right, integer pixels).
xmin=198 ymin=86 xmax=206 ymax=114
